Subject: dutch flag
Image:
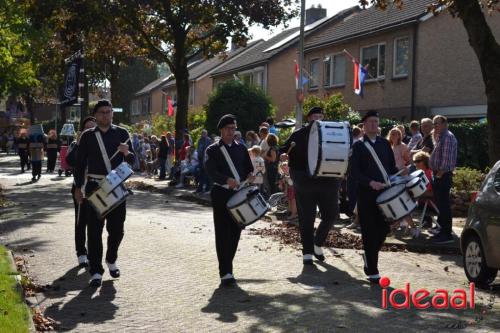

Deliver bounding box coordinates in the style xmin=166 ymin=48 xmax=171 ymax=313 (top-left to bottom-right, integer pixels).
xmin=353 ymin=61 xmax=367 ymax=96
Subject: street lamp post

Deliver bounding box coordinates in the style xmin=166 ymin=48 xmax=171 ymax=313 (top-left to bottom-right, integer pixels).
xmin=296 ymin=0 xmax=306 ymax=129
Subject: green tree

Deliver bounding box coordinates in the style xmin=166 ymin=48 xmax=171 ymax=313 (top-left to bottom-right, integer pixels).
xmin=302 ymin=93 xmax=350 ymax=121
xmin=108 ymin=0 xmax=297 ymax=142
xmin=0 ymin=0 xmax=39 ymax=97
xmin=113 ymin=58 xmax=159 ymax=122
xmin=26 ymin=0 xmax=149 ymax=116
xmin=206 ymin=80 xmax=275 ymax=135
xmin=366 ymin=0 xmax=500 ymax=165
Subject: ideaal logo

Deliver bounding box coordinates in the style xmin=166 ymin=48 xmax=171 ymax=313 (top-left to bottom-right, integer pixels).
xmin=380 ymin=277 xmax=475 ymax=310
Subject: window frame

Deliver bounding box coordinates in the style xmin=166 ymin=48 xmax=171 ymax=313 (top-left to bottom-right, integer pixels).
xmin=323 ymin=53 xmax=347 ymax=88
xmin=309 ymin=58 xmax=320 ymax=90
xmin=393 ymin=36 xmax=410 ymax=78
xmin=360 ymin=42 xmax=386 ymax=81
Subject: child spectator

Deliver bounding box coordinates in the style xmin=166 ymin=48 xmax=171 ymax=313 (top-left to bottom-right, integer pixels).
xmin=278 ymin=154 xmax=297 ymax=223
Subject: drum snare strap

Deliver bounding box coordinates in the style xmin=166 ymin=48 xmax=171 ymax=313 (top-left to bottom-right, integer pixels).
xmin=364 ymin=141 xmax=391 ymax=186
xmin=95 ymin=132 xmax=112 ymax=173
xmin=220 ymin=146 xmax=240 ymax=183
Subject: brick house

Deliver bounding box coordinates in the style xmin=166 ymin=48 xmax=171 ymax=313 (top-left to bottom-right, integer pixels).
xmin=210 ymin=6 xmax=360 ymax=120
xmin=130 ymin=74 xmax=172 ymax=124
xmin=303 ymin=0 xmax=500 ymax=120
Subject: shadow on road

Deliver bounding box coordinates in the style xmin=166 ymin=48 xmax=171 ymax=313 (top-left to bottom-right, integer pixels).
xmin=43 ymin=268 xmax=118 ymax=332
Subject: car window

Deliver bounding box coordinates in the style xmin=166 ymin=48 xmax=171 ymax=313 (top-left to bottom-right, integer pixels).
xmin=495 ymin=168 xmax=500 ymax=194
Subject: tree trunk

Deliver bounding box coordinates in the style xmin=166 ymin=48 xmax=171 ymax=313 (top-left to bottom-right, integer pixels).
xmin=173 ymin=46 xmax=189 ymax=144
xmin=454 ymin=0 xmax=500 ymax=165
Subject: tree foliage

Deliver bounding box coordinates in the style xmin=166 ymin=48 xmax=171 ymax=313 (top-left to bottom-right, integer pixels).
xmin=205 ymin=80 xmax=275 ymax=135
xmin=302 ymin=93 xmax=351 ymax=121
xmin=0 ymin=0 xmax=39 ymax=96
xmin=107 ymin=0 xmax=298 ymax=141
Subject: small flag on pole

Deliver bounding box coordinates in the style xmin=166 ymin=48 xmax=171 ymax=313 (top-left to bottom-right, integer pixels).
xmin=167 ymin=96 xmax=174 ymax=117
xmin=353 ymin=61 xmax=367 ymax=96
xmin=294 ymin=61 xmax=309 ymax=89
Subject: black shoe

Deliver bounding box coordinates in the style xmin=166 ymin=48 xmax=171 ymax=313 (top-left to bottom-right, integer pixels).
xmin=367 ymin=276 xmax=381 ymax=284
xmin=109 ymin=269 xmax=120 ymax=278
xmin=89 ymin=278 xmax=102 ymax=287
xmin=21 ymin=169 xmax=24 ymax=173
xmin=220 ymin=278 xmax=236 ymax=287
xmin=31 ymin=177 xmax=36 ymax=182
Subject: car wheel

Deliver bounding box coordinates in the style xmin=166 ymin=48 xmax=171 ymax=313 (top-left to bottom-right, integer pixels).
xmin=463 ymin=235 xmax=498 ymax=286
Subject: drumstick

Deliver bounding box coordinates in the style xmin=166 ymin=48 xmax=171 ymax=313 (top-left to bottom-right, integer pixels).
xmin=287 ymin=142 xmax=296 ymax=154
xmin=109 ymin=137 xmax=131 ymax=161
xmin=391 ymin=165 xmax=411 ymax=178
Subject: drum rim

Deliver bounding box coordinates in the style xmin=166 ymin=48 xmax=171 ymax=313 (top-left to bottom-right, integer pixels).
xmin=405 ymin=177 xmax=422 ymax=188
xmin=376 ymin=184 xmax=407 ymax=204
xmin=307 ymin=120 xmax=321 ymax=177
xmin=226 ymin=186 xmax=260 ymax=209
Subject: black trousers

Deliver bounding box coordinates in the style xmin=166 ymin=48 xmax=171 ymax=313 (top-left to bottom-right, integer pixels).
xmin=31 ymin=161 xmax=42 ymax=178
xmin=85 ymin=181 xmax=126 ymax=276
xmin=71 ymin=184 xmax=87 ymax=257
xmin=292 ymin=170 xmax=340 ymax=255
xmin=357 ymin=187 xmax=390 ymax=276
xmin=19 ymin=151 xmax=29 ymax=171
xmin=47 ymin=150 xmax=57 ymax=171
xmin=433 ymin=172 xmax=453 ymax=236
xmin=211 ymin=186 xmax=241 ymax=278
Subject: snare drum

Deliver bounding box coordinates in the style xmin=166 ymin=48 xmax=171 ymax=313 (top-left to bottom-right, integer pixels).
xmin=100 ymin=170 xmax=123 ymax=194
xmin=115 ymin=162 xmax=133 ymax=181
xmin=376 ymin=184 xmax=417 ymax=221
xmin=88 ymin=184 xmax=131 ymax=218
xmin=307 ymin=120 xmax=351 ymax=178
xmin=405 ymin=177 xmax=427 ymax=199
xmin=410 ymin=169 xmax=429 ymax=188
xmin=226 ymin=186 xmax=269 ymax=228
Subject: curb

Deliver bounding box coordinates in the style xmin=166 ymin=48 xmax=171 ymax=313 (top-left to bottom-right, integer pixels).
xmin=6 ymin=250 xmax=36 ymax=333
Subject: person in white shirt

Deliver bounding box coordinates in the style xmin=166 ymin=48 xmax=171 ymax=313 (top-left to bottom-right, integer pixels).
xmin=176 ymin=146 xmax=199 ymax=188
xmin=407 ymin=120 xmax=423 ymax=151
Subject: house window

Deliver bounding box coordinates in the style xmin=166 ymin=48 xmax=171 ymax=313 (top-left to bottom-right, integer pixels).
xmin=323 ymin=54 xmax=346 ymax=87
xmin=361 ymin=43 xmax=386 ymax=79
xmin=394 ymin=37 xmax=410 ymax=77
xmin=309 ymin=59 xmax=319 ymax=89
xmin=237 ymin=69 xmax=264 ymax=89
xmin=323 ymin=56 xmax=331 ymax=86
xmin=189 ymin=82 xmax=195 ymax=105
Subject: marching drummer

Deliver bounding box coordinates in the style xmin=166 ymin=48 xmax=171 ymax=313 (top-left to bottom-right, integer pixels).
xmin=74 ymin=100 xmax=135 ymax=287
xmin=280 ymin=106 xmax=340 ymax=265
xmin=15 ymin=129 xmax=30 ymax=173
xmin=350 ymin=110 xmax=398 ymax=284
xmin=205 ymin=114 xmax=254 ymax=287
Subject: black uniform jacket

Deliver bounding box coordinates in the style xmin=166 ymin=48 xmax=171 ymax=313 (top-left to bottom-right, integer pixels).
xmin=74 ymin=125 xmax=135 ymax=188
xmin=205 ymin=140 xmax=253 ymax=186
xmin=350 ymin=135 xmax=398 ymax=190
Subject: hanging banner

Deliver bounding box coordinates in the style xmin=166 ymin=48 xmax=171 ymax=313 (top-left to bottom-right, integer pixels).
xmin=60 ymin=55 xmax=82 ymax=106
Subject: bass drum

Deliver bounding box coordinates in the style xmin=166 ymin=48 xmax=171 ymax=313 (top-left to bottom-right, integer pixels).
xmin=307 ymin=120 xmax=351 ymax=178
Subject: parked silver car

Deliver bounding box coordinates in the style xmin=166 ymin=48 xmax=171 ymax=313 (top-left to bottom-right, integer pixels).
xmin=461 ymin=160 xmax=500 ymax=286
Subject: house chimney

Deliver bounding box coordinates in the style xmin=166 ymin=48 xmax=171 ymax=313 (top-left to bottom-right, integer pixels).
xmin=306 ymin=5 xmax=327 ymax=25
xmin=230 ymin=38 xmax=238 ymax=52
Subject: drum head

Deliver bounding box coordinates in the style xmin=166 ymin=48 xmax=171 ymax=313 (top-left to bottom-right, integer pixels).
xmin=390 ymin=175 xmax=413 ymax=185
xmin=376 ymin=184 xmax=406 ymax=203
xmin=227 ymin=186 xmax=256 ymax=208
xmin=307 ymin=121 xmax=320 ymax=176
xmin=406 ymin=177 xmax=421 ymax=188
xmin=410 ymin=170 xmax=424 ymax=178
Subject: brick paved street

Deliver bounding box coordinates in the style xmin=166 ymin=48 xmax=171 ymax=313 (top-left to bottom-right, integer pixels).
xmin=0 ymin=154 xmax=498 ymax=332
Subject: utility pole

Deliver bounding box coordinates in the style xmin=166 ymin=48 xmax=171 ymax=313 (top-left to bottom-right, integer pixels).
xmin=296 ymin=0 xmax=306 ymax=129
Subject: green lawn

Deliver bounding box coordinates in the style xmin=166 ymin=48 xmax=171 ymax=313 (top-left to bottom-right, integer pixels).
xmin=0 ymin=245 xmax=30 ymax=333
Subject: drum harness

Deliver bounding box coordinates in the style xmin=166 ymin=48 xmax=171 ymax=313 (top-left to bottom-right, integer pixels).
xmin=217 ymin=145 xmax=248 ymax=190
xmin=363 ymin=141 xmax=391 ymax=187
